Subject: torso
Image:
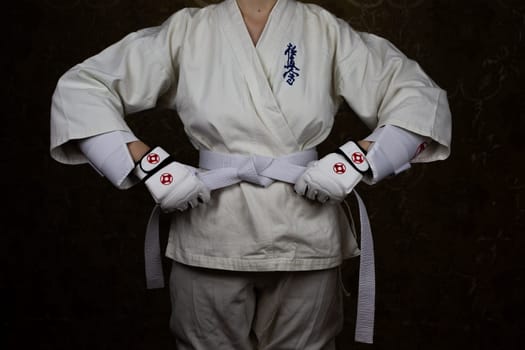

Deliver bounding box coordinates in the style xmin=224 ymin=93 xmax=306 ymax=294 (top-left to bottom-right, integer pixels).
xmin=167 ymin=0 xmax=356 ymax=272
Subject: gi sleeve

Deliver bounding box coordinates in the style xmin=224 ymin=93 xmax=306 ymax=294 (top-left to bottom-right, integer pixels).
xmin=77 ymin=130 xmax=139 ymax=189
xmin=50 ymin=8 xmax=197 ymax=165
xmin=334 ymin=19 xmax=452 ymax=163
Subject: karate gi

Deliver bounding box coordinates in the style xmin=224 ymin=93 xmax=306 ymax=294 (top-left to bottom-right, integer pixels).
xmin=50 ymin=0 xmax=451 ymax=346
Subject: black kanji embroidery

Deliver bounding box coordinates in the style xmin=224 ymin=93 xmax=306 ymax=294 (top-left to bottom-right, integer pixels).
xmin=283 ymin=43 xmax=300 ymax=86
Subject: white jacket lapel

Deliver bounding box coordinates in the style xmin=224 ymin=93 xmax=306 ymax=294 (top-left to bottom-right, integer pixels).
xmin=216 ymin=0 xmax=300 ymax=151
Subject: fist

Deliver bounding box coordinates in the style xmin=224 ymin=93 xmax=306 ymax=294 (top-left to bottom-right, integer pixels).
xmin=294 ymin=153 xmax=363 ymax=204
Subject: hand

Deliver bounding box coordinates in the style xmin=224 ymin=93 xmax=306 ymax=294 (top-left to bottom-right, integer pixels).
xmin=135 ymin=147 xmax=210 ymax=212
xmin=295 ymin=141 xmax=370 ymax=204
xmin=144 ymin=161 xmax=210 ymax=212
xmin=295 ymin=153 xmax=363 ymax=204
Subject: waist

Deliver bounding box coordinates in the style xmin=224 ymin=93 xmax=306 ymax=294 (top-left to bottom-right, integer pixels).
xmin=196 ymin=148 xmax=317 ymax=190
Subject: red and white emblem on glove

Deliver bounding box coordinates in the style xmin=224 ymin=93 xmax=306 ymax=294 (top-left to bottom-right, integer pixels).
xmin=134 ymin=147 xmax=211 ymax=212
xmin=294 ymin=152 xmax=363 ymax=204
xmin=147 ymin=153 xmax=160 ymax=164
xmin=160 ymin=173 xmax=173 ymax=185
xmin=333 ymin=162 xmax=347 ymax=174
xmin=351 ymin=152 xmax=364 ymax=164
xmin=136 ymin=147 xmax=171 ymax=177
xmin=339 ymin=141 xmax=370 ymax=174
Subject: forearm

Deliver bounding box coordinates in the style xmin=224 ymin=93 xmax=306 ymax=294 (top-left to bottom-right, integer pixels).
xmin=127 ymin=140 xmax=151 ymax=162
xmin=357 ymin=140 xmax=372 ymax=152
xmin=77 ymin=131 xmax=147 ymax=189
xmin=362 ymin=125 xmax=430 ymax=184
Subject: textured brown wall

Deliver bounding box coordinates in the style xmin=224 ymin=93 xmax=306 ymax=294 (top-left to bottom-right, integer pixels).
xmin=3 ymin=0 xmax=524 ymax=349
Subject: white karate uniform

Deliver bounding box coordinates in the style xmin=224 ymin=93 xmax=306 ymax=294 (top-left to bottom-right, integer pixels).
xmin=50 ymin=0 xmax=451 ymax=273
xmin=50 ymin=0 xmax=451 ymax=344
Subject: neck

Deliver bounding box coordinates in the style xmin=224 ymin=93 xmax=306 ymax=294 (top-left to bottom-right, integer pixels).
xmin=236 ymin=0 xmax=278 ymax=17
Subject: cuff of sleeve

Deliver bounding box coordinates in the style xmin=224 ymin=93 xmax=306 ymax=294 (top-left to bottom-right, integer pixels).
xmin=78 ymin=130 xmax=139 ymax=189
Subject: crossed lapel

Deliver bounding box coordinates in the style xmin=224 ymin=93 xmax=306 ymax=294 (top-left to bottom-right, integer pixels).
xmin=216 ymin=0 xmax=300 ymax=151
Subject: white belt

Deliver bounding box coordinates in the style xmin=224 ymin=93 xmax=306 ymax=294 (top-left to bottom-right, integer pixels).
xmin=143 ymin=149 xmax=376 ymax=344
xmin=198 ymin=149 xmax=318 ymax=189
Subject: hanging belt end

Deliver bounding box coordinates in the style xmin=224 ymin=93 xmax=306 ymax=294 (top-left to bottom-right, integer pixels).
xmin=355 ymin=323 xmax=374 ymax=344
xmin=146 ymin=277 xmax=165 ymax=290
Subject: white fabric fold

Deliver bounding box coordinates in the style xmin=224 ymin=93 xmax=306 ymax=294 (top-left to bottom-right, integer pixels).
xmin=77 ymin=130 xmax=139 ymax=189
xmin=364 ymin=125 xmax=430 ymax=184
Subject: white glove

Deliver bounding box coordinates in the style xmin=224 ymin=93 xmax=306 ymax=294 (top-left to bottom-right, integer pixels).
xmin=294 ymin=141 xmax=370 ymax=204
xmin=134 ymin=147 xmax=210 ymax=212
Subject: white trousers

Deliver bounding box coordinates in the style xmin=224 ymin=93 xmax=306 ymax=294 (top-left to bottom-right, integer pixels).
xmin=169 ymin=261 xmax=344 ymax=350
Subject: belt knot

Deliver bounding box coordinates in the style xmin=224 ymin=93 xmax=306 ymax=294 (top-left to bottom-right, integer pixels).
xmin=236 ymin=155 xmax=274 ymax=187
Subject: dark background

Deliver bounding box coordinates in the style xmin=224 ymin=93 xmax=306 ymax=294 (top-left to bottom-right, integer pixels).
xmin=3 ymin=0 xmax=524 ymax=349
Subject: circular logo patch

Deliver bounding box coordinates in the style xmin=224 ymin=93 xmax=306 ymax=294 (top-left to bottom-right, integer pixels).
xmin=160 ymin=173 xmax=173 ymax=185
xmin=333 ymin=162 xmax=346 ymax=174
xmin=147 ymin=153 xmax=160 ymax=164
xmin=352 ymin=152 xmax=364 ymax=164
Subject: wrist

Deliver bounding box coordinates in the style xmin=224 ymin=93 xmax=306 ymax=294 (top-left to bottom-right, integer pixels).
xmin=133 ymin=146 xmax=174 ymax=182
xmin=336 ymin=141 xmax=371 ymax=176
xmin=127 ymin=140 xmax=151 ymax=162
xmin=357 ymin=140 xmax=372 ymax=152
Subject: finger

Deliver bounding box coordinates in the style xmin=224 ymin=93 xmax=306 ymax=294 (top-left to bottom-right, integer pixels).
xmin=161 ymin=205 xmax=176 ymax=214
xmin=306 ymin=187 xmax=318 ymax=201
xmin=188 ymin=197 xmax=199 ymax=209
xmin=199 ymin=188 xmax=211 ymax=203
xmin=294 ymin=179 xmax=307 ymax=196
xmin=327 ymin=197 xmax=342 ymax=205
xmin=176 ymin=202 xmax=189 ymax=211
xmin=317 ymin=191 xmax=329 ymax=203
